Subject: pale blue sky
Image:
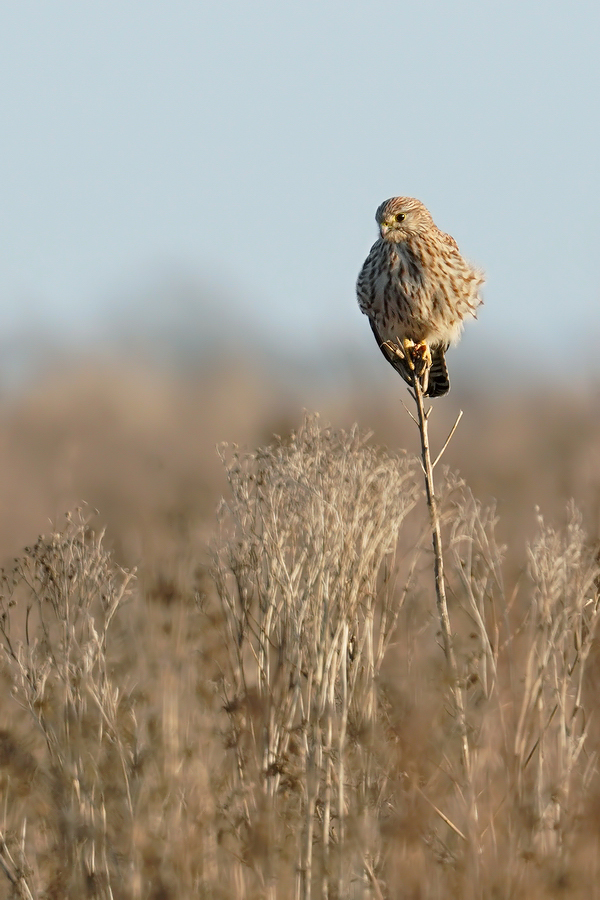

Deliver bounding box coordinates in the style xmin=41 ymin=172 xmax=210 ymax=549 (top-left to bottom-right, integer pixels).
xmin=1 ymin=1 xmax=599 ymax=380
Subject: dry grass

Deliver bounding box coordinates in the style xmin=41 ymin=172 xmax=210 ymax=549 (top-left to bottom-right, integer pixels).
xmin=213 ymin=416 xmax=420 ymax=899
xmin=0 ymin=360 xmax=599 ymax=898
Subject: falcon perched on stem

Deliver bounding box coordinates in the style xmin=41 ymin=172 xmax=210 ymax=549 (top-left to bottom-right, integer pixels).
xmin=357 ymin=197 xmax=484 ymax=397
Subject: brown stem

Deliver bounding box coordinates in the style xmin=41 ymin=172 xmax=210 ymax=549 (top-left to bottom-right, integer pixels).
xmin=409 ymin=374 xmax=472 ymax=786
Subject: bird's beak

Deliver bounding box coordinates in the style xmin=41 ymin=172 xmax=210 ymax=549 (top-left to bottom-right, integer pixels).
xmin=380 ymin=223 xmax=390 ymax=236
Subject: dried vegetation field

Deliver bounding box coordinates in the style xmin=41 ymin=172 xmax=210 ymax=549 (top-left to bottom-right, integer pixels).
xmin=0 ymin=357 xmax=599 ymax=899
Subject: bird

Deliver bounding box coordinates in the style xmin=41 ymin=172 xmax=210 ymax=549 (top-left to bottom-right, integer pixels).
xmin=356 ymin=197 xmax=484 ymax=397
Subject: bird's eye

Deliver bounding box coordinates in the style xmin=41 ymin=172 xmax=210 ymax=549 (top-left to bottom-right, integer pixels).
xmin=395 ymin=213 xmax=406 ymax=223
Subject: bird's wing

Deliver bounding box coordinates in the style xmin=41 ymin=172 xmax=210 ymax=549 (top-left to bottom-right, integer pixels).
xmin=368 ymin=319 xmax=413 ymax=386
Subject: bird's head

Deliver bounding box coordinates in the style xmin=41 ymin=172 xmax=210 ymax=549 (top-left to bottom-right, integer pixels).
xmin=375 ymin=197 xmax=434 ymax=241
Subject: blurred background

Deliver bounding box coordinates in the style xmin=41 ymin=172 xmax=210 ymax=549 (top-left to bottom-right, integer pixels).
xmin=0 ymin=0 xmax=599 ymax=568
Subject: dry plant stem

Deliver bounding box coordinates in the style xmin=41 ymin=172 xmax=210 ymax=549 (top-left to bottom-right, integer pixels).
xmin=338 ymin=622 xmax=348 ymax=900
xmin=409 ymin=376 xmax=471 ymax=785
xmin=215 ymin=417 xmax=420 ymax=899
xmin=0 ymin=828 xmax=34 ymax=900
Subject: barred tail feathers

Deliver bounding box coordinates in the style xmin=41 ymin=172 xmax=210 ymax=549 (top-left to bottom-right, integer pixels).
xmin=425 ymin=345 xmax=450 ymax=398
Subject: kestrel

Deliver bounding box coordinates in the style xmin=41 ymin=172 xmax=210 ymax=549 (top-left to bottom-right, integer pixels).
xmin=356 ymin=197 xmax=484 ymax=397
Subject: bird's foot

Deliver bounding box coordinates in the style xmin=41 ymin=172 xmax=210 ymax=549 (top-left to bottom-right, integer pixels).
xmin=381 ymin=338 xmax=432 ymax=393
xmin=383 ymin=337 xmax=418 ymax=365
xmin=411 ymin=341 xmax=432 ymax=376
xmin=407 ymin=341 xmax=432 ymax=394
xmin=400 ymin=338 xmax=417 ymax=370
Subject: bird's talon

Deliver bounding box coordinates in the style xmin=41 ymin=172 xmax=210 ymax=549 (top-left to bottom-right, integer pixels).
xmin=411 ymin=342 xmax=432 ymax=377
xmin=402 ymin=338 xmax=416 ymax=370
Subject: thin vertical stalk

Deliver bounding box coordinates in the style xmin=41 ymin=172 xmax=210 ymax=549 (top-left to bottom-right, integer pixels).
xmin=321 ymin=653 xmax=335 ymax=900
xmin=338 ymin=622 xmax=348 ymax=900
xmin=410 ymin=376 xmax=471 ymax=783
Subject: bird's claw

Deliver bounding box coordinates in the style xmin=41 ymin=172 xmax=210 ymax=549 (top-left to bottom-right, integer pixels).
xmin=411 ymin=342 xmax=432 ymax=377
xmin=383 ymin=338 xmax=432 ymax=391
xmin=381 ymin=338 xmax=432 ymax=393
xmin=412 ymin=343 xmax=432 ymax=394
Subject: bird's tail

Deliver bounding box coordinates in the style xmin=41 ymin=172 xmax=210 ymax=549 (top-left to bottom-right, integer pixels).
xmin=424 ymin=345 xmax=450 ymax=398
